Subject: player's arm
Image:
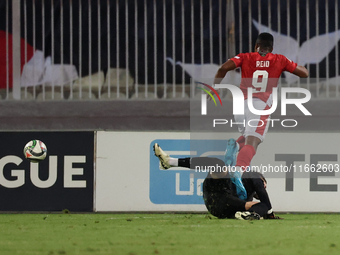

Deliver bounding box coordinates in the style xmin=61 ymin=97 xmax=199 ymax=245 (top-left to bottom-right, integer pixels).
xmin=292 ymin=65 xmax=309 ymax=78
xmin=207 ymin=60 xmax=237 ymax=100
xmin=213 ymin=59 xmax=237 ymax=85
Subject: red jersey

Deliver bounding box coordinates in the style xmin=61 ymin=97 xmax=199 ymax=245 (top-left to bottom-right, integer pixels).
xmin=230 ymin=52 xmax=297 ymax=102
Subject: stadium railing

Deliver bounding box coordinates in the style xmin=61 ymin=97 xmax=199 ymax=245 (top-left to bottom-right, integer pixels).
xmin=1 ymin=0 xmax=339 ymax=101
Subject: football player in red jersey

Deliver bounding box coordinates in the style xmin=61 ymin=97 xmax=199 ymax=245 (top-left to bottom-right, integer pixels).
xmin=213 ymin=33 xmax=308 ymax=211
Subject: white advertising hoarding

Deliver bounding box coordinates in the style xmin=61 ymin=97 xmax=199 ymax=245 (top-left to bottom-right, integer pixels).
xmin=95 ymin=131 xmax=340 ymax=212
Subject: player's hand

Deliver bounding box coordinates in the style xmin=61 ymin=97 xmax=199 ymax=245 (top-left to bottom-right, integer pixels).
xmin=245 ymin=201 xmax=258 ymax=210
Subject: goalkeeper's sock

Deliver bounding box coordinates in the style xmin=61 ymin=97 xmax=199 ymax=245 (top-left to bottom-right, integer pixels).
xmin=169 ymin=158 xmax=178 ymax=167
xmin=169 ymin=157 xmax=193 ymax=167
xmin=178 ymin=157 xmax=190 ymax=168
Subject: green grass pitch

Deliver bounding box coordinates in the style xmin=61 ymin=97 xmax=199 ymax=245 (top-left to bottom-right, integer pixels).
xmin=0 ymin=213 xmax=339 ymax=255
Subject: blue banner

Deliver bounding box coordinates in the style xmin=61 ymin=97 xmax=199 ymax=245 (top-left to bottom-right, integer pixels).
xmin=149 ymin=139 xmax=228 ymax=204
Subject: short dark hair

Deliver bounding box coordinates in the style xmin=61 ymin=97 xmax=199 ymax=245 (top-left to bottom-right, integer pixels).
xmin=256 ymin=32 xmax=274 ymax=49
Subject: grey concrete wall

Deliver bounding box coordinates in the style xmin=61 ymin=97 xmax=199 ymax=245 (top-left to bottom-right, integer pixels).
xmin=0 ymin=99 xmax=339 ymax=132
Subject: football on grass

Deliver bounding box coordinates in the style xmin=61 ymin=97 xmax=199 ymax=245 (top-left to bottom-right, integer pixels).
xmin=23 ymin=140 xmax=47 ymax=163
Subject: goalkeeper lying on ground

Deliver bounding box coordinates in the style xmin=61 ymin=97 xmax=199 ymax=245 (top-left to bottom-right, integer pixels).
xmin=154 ymin=143 xmax=282 ymax=220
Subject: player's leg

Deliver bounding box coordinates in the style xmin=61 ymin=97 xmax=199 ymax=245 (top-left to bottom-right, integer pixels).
xmin=242 ymin=171 xmax=271 ymax=210
xmin=234 ymin=99 xmax=273 ymax=216
xmin=234 ymin=98 xmax=271 ymax=171
xmin=242 ymin=171 xmax=282 ymax=219
xmin=236 ymin=135 xmax=260 ymax=171
xmin=153 ymin=143 xmax=226 ymax=175
xmin=229 ymin=98 xmax=271 ymax=200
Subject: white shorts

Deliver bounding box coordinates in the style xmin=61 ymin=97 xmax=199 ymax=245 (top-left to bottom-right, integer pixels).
xmin=234 ymin=98 xmax=271 ymax=142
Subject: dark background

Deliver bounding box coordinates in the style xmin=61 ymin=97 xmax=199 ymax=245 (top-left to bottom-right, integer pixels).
xmin=1 ymin=0 xmax=338 ymax=83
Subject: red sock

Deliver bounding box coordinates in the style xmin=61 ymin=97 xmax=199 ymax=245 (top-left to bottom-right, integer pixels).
xmin=236 ymin=144 xmax=256 ymax=171
xmin=236 ymin=136 xmax=245 ymax=150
